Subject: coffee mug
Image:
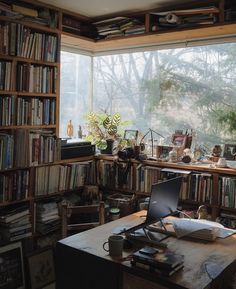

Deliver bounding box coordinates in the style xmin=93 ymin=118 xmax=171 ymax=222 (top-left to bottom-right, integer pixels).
xmin=217 ymin=157 xmax=227 ymax=167
xmin=103 ymin=235 xmax=124 ymax=257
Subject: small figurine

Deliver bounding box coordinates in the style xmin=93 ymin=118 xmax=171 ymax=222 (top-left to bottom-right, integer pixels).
xmin=197 ymin=205 xmax=208 ymax=219
xmin=211 ymin=145 xmax=222 ymax=157
xmin=67 ymin=120 xmax=74 ymax=138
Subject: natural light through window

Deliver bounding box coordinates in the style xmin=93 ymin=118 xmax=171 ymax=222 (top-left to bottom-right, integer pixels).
xmin=60 ymin=43 xmax=236 ymax=148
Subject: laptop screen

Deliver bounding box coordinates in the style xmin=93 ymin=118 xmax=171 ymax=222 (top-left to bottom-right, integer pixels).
xmin=146 ymin=176 xmax=183 ymax=223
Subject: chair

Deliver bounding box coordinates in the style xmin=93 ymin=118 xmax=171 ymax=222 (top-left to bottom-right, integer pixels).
xmin=61 ymin=201 xmax=105 ymax=238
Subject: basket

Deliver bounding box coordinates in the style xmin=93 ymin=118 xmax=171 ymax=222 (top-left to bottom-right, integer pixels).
xmin=107 ymin=193 xmax=136 ymax=217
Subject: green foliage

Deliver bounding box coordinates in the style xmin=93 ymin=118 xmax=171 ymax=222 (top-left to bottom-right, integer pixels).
xmin=85 ymin=112 xmax=129 ymax=149
xmin=217 ymin=109 xmax=236 ymax=134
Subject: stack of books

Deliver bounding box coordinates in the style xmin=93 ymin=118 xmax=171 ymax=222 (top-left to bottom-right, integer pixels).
xmin=36 ymin=201 xmax=61 ymax=235
xmin=131 ymin=246 xmax=184 ymax=276
xmin=0 ymin=205 xmax=32 ymax=243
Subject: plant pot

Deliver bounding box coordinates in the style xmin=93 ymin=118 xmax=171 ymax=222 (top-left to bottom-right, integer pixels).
xmin=100 ymin=139 xmax=114 ymax=155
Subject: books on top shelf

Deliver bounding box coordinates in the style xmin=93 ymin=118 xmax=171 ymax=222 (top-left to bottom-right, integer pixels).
xmin=151 ymin=6 xmax=219 ymax=30
xmin=131 ymin=246 xmax=184 ymax=276
xmin=93 ymin=16 xmax=145 ymax=39
xmin=0 ymin=3 xmax=58 ymax=28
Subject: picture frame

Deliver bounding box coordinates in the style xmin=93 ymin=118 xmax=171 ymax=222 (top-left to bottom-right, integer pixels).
xmin=171 ymin=133 xmax=187 ymax=148
xmin=27 ymin=248 xmax=55 ymax=289
xmin=223 ymin=144 xmax=236 ymax=160
xmin=0 ymin=241 xmax=25 ymax=289
xmin=124 ymin=130 xmax=139 ymax=142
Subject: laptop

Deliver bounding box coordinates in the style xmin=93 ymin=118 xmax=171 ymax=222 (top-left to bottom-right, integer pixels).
xmin=113 ymin=176 xmax=183 ymax=234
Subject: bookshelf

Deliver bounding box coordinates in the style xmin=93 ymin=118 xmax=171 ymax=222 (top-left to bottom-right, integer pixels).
xmin=0 ymin=0 xmax=60 ymax=250
xmin=95 ymin=155 xmax=236 ymax=225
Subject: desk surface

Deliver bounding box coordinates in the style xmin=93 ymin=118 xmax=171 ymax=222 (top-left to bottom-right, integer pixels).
xmin=57 ymin=211 xmax=236 ymax=289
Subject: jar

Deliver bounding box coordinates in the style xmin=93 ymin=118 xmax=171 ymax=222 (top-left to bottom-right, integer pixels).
xmin=169 ymin=147 xmax=178 ymax=163
xmin=109 ymin=208 xmax=120 ymax=221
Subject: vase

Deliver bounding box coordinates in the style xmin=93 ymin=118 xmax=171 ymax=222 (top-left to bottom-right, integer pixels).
xmin=100 ymin=139 xmax=114 ymax=155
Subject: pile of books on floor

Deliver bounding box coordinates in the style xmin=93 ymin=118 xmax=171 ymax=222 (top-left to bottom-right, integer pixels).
xmin=0 ymin=205 xmax=32 ymax=243
xmin=131 ymin=246 xmax=184 ymax=277
xmin=36 ymin=201 xmax=61 ymax=235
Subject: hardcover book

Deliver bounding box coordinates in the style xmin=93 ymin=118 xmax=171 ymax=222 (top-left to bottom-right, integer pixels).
xmin=131 ymin=260 xmax=184 ymax=276
xmin=132 ymin=247 xmax=184 ymax=269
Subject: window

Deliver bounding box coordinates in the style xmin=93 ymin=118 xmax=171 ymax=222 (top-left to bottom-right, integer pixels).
xmin=60 ymin=50 xmax=92 ymax=138
xmin=93 ymin=43 xmax=236 ymax=148
xmin=60 ymin=42 xmax=236 ymax=148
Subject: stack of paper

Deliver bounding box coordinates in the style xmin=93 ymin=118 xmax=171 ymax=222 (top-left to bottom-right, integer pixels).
xmin=171 ymin=219 xmax=236 ymax=241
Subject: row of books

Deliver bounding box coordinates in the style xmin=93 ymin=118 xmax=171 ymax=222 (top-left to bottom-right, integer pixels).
xmin=35 ymin=161 xmax=95 ymax=196
xmin=97 ymin=160 xmax=133 ymax=190
xmin=0 ymin=205 xmax=32 ymax=243
xmin=219 ymin=177 xmax=236 ymax=208
xmin=0 ymin=23 xmax=58 ymax=62
xmin=0 ymin=61 xmax=12 ymax=91
xmin=0 ymin=169 xmax=29 ymax=203
xmin=14 ymin=129 xmax=60 ymax=167
xmin=0 ymin=133 xmax=14 ymax=170
xmin=0 ymin=95 xmax=14 ymax=126
xmin=35 ymin=201 xmax=61 ymax=235
xmin=93 ymin=16 xmax=145 ymax=39
xmin=135 ymin=165 xmax=213 ymax=203
xmin=17 ymin=64 xmax=57 ymax=94
xmin=17 ymin=97 xmax=56 ymax=126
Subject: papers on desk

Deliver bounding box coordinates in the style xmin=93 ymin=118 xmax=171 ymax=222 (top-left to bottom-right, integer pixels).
xmin=171 ymin=219 xmax=236 ymax=241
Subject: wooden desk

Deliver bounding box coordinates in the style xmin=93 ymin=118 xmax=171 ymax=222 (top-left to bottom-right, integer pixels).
xmin=55 ymin=211 xmax=236 ymax=289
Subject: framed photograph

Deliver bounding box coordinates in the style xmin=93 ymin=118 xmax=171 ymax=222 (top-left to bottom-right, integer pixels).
xmin=223 ymin=144 xmax=236 ymax=160
xmin=0 ymin=241 xmax=25 ymax=289
xmin=27 ymin=248 xmax=55 ymax=289
xmin=171 ymin=133 xmax=187 ymax=147
xmin=124 ymin=130 xmax=139 ymax=141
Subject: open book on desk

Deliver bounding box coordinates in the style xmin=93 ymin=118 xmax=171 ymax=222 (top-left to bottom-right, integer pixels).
xmin=148 ymin=218 xmax=236 ymax=241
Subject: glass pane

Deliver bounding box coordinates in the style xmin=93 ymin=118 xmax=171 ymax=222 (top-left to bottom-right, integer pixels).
xmin=60 ymin=51 xmax=91 ymax=138
xmin=93 ymin=43 xmax=236 ymax=148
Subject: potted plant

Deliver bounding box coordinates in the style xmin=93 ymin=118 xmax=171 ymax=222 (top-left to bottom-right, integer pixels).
xmin=85 ymin=112 xmax=128 ymax=154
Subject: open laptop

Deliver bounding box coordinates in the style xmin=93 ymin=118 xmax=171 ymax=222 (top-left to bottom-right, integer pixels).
xmin=114 ymin=176 xmax=183 ymax=235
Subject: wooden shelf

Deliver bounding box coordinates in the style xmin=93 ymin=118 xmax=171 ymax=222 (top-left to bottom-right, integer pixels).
xmin=0 ymin=198 xmax=31 ymax=207
xmin=0 ymin=125 xmax=56 ymax=130
xmin=0 ymin=15 xmax=60 ymax=34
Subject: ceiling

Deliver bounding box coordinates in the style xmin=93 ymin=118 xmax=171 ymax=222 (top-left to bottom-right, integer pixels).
xmin=40 ymin=0 xmax=195 ymax=18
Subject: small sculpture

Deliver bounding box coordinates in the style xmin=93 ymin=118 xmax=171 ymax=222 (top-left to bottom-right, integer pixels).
xmin=197 ymin=205 xmax=208 ymax=219
xmin=67 ymin=120 xmax=74 ymax=138
xmin=211 ymin=145 xmax=222 ymax=157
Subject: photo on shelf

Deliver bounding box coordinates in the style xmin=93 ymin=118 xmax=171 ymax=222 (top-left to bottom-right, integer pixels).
xmin=0 ymin=241 xmax=25 ymax=289
xmin=223 ymin=144 xmax=236 ymax=160
xmin=27 ymin=248 xmax=55 ymax=289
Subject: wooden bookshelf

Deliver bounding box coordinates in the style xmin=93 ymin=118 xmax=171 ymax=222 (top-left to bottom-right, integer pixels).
xmin=95 ymin=155 xmax=236 ymax=222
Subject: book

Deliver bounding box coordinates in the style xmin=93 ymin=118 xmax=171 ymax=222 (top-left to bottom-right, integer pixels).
xmin=0 ymin=207 xmax=30 ymax=224
xmin=12 ymin=4 xmax=38 ymax=17
xmin=131 ymin=260 xmax=184 ymax=276
xmin=132 ymin=247 xmax=184 ymax=269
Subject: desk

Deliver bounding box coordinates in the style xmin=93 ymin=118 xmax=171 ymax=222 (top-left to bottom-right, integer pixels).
xmin=55 ymin=211 xmax=236 ymax=289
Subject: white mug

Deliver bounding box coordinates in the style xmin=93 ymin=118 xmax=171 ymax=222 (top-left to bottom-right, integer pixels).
xmin=103 ymin=235 xmax=124 ymax=257
xmin=217 ymin=157 xmax=227 ymax=167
